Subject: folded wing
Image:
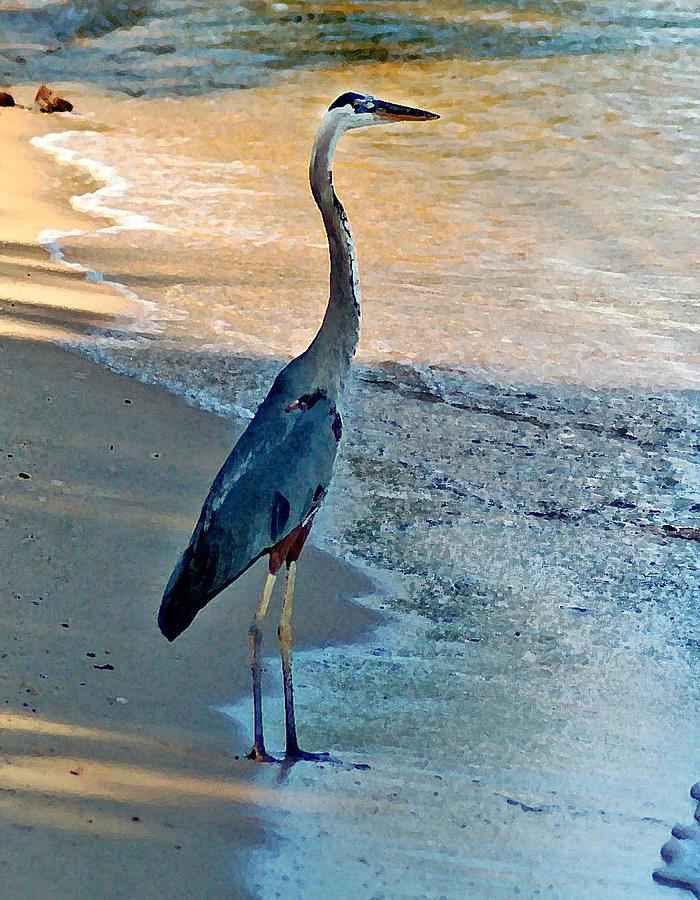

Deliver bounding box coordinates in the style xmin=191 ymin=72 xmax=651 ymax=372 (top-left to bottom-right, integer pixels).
xmin=158 ymin=389 xmax=342 ymax=640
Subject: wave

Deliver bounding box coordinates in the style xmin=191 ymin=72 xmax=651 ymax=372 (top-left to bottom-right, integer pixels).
xmin=28 ymin=128 xmax=170 ymax=352
xmin=31 ymin=130 xmax=169 ymax=234
xmin=14 ymin=0 xmax=153 ymax=43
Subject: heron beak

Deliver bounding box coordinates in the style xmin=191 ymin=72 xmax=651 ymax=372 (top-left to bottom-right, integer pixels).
xmin=373 ymin=100 xmax=440 ymax=122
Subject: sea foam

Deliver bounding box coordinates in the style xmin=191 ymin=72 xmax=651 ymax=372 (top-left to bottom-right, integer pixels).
xmin=31 ymin=130 xmax=172 ymax=235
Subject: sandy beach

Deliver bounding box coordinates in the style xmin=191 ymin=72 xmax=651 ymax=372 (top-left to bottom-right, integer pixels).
xmin=0 ymin=90 xmax=138 ymax=344
xmin=1 ymin=6 xmax=699 ymax=891
xmin=0 ymin=103 xmax=379 ymax=898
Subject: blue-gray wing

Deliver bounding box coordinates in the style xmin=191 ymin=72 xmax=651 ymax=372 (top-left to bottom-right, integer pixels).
xmin=158 ymin=387 xmax=342 ymax=640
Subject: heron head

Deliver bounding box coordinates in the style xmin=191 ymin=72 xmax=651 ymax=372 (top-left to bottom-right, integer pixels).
xmin=327 ymin=91 xmax=439 ymax=131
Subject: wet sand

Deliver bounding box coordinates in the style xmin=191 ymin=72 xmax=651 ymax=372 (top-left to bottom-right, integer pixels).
xmin=0 ymin=105 xmax=380 ymax=898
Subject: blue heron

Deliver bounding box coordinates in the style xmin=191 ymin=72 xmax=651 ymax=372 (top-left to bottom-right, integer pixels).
xmin=158 ymin=92 xmax=439 ymax=762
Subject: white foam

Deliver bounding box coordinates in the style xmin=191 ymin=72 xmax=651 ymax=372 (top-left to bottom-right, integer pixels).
xmin=29 ymin=130 xmax=172 ymax=332
xmin=37 ymin=226 xmax=147 ymax=307
xmin=31 ymin=130 xmax=173 ymax=234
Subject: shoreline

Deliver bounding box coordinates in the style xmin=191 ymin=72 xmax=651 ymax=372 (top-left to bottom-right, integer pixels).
xmin=0 ymin=101 xmax=382 ymax=897
xmin=11 ymin=77 xmax=700 ymax=394
xmin=2 ymin=81 xmax=700 ymax=898
xmin=0 ymin=97 xmax=141 ymax=345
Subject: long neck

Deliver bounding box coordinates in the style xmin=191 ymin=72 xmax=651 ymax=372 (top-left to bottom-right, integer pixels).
xmin=307 ymin=114 xmax=361 ymax=393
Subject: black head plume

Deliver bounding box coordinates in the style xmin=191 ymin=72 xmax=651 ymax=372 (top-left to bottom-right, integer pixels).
xmin=328 ymin=92 xmax=371 ymax=112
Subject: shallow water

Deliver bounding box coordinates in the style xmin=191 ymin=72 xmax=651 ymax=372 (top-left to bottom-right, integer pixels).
xmin=233 ymin=373 xmax=700 ymax=897
xmin=6 ymin=0 xmax=700 ymax=896
xmin=28 ymin=51 xmax=700 ymax=388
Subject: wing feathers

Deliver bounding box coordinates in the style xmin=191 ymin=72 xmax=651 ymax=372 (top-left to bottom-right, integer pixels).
xmin=158 ymin=391 xmax=341 ymax=639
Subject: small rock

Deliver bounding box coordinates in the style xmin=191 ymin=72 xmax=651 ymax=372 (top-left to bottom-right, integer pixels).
xmin=34 ymin=84 xmax=73 ymax=114
xmin=0 ymin=92 xmax=15 ymax=108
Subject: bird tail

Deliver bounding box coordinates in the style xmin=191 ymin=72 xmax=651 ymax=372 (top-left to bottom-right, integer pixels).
xmin=158 ymin=547 xmax=212 ymax=642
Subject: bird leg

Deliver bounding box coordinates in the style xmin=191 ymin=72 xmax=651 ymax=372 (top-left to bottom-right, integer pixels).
xmin=279 ymin=560 xmax=300 ymax=756
xmin=247 ymin=572 xmax=278 ymax=763
xmin=278 ymin=551 xmax=332 ymax=763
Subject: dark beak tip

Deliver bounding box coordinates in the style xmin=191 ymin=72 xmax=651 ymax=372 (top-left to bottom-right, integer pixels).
xmin=411 ymin=111 xmax=440 ymax=123
xmin=376 ymin=99 xmax=440 ymax=122
xmin=391 ymin=110 xmax=441 ymax=123
xmin=407 ymin=108 xmax=440 ymax=122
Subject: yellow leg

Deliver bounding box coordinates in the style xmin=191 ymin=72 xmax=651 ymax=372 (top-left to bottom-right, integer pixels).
xmin=247 ymin=572 xmax=277 ymax=762
xmin=278 ymin=560 xmax=331 ymax=762
xmin=279 ymin=561 xmax=299 ymax=756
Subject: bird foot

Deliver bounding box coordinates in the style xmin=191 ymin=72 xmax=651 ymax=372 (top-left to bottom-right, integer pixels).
xmin=247 ymin=746 xmax=279 ymax=764
xmin=284 ymin=748 xmax=338 ymax=765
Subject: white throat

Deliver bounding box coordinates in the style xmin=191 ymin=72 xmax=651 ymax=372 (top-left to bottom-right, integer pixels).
xmin=306 ymin=106 xmax=363 ymax=396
